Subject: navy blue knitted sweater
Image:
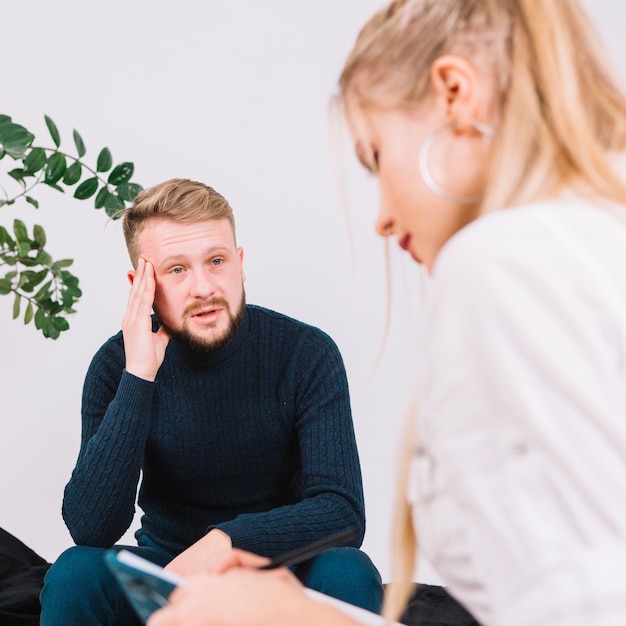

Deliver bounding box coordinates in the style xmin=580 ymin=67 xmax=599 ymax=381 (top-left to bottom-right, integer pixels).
xmin=62 ymin=305 xmax=365 ymax=557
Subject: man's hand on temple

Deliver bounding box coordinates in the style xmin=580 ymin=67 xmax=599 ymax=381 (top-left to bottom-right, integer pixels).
xmin=123 ymin=257 xmax=170 ymax=381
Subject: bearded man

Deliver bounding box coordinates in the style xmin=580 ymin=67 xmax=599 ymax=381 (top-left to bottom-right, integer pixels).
xmin=40 ymin=178 xmax=383 ymax=626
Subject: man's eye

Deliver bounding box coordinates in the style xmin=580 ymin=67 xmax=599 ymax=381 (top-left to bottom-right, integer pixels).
xmin=211 ymin=259 xmax=223 ymax=266
xmin=172 ymin=267 xmax=184 ymax=275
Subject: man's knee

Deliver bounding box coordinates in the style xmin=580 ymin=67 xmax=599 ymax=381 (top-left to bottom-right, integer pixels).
xmin=43 ymin=545 xmax=109 ymax=591
xmin=296 ymin=547 xmax=383 ymax=613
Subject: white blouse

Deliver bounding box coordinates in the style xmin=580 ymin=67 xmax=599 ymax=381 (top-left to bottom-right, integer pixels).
xmin=409 ymin=198 xmax=626 ymax=626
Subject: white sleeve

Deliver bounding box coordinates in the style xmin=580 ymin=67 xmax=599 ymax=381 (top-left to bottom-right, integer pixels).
xmin=412 ymin=217 xmax=626 ymax=626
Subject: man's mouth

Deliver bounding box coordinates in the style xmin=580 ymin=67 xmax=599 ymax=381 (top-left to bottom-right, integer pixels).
xmin=192 ymin=307 xmax=219 ymax=318
xmin=185 ymin=301 xmax=227 ymax=325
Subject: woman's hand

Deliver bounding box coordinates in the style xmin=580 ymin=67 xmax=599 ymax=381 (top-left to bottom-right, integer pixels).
xmin=147 ymin=566 xmax=309 ymax=626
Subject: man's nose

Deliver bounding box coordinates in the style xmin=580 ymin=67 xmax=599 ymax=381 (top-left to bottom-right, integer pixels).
xmin=189 ymin=270 xmax=216 ymax=298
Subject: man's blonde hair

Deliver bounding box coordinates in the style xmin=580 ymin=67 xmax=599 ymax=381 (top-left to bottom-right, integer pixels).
xmin=122 ymin=178 xmax=236 ymax=266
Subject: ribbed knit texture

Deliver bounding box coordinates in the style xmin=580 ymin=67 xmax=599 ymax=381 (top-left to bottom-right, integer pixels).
xmin=62 ymin=305 xmax=365 ymax=557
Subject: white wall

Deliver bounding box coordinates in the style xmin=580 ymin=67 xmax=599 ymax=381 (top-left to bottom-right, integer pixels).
xmin=1 ymin=0 xmax=625 ymax=586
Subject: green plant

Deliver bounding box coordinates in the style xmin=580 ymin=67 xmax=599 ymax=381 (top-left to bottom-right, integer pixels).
xmin=0 ymin=114 xmax=142 ymax=339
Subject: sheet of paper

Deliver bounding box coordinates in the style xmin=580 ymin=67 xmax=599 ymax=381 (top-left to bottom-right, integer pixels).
xmin=304 ymin=588 xmax=407 ymax=626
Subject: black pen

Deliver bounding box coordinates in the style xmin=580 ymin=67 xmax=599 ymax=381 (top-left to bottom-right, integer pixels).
xmin=259 ymin=528 xmax=357 ymax=570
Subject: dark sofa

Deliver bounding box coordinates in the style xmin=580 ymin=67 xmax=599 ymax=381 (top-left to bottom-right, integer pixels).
xmin=0 ymin=526 xmax=479 ymax=625
xmin=396 ymin=583 xmax=480 ymax=626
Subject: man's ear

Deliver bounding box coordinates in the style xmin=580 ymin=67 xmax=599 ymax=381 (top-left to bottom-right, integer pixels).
xmin=127 ymin=270 xmax=135 ymax=286
xmin=238 ymin=247 xmax=246 ymax=283
xmin=430 ymin=54 xmax=480 ymax=131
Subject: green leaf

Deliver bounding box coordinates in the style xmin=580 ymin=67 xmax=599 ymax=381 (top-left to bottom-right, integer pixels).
xmin=94 ymin=186 xmax=108 ymax=209
xmin=74 ymin=176 xmax=99 ymax=199
xmin=65 ymin=284 xmax=82 ymax=298
xmin=96 ymin=147 xmax=112 ymax=172
xmin=20 ymin=268 xmax=48 ymax=292
xmin=63 ymin=161 xmax=82 ymax=185
xmin=17 ymin=241 xmax=31 ymax=256
xmin=24 ymin=147 xmax=47 ymax=173
xmin=34 ymin=280 xmax=52 ymax=301
xmin=45 ymin=321 xmax=61 ymax=340
xmin=104 ymin=192 xmax=125 ymax=215
xmin=8 ymin=168 xmax=25 ymax=186
xmin=116 ymin=182 xmax=142 ymax=202
xmin=24 ymin=301 xmax=34 ymax=325
xmin=13 ymin=219 xmax=28 ymax=242
xmin=16 ymin=257 xmax=37 ymax=267
xmin=44 ymin=114 xmax=61 ymax=148
xmin=12 ymin=294 xmax=20 ymax=320
xmin=36 ymin=250 xmax=52 ymax=265
xmin=33 ymin=224 xmax=46 ymax=247
xmin=73 ymin=129 xmax=86 ymax=157
xmin=51 ymin=259 xmax=74 ymax=271
xmin=0 ymin=120 xmax=35 ymax=159
xmin=45 ymin=153 xmax=67 ymax=184
xmin=108 ymin=162 xmax=133 ymax=185
xmin=44 ymin=181 xmax=65 ymax=193
xmin=0 ymin=226 xmax=13 ymax=246
xmin=34 ymin=307 xmax=45 ymax=329
xmin=61 ymin=270 xmax=79 ymax=284
xmin=25 ymin=196 xmax=39 ymax=208
xmin=53 ymin=316 xmax=70 ymax=331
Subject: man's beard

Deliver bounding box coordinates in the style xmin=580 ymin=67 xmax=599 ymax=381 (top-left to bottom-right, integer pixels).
xmin=157 ymin=289 xmax=246 ymax=354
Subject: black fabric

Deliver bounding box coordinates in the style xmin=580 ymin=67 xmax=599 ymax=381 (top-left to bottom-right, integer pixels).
xmin=396 ymin=583 xmax=481 ymax=626
xmin=0 ymin=527 xmax=50 ymax=626
xmin=0 ymin=525 xmax=478 ymax=626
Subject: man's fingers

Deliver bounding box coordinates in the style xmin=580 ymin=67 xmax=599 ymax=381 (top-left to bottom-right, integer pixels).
xmin=209 ymin=548 xmax=270 ymax=574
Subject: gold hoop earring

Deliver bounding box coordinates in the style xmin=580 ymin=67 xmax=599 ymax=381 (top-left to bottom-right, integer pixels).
xmin=418 ymin=121 xmax=494 ymax=204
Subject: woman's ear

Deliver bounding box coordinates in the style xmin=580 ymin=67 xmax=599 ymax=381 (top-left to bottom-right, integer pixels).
xmin=430 ymin=54 xmax=480 ymax=131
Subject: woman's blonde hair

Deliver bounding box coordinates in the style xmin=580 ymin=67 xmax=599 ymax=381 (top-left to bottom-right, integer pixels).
xmin=339 ymin=0 xmax=626 ymax=215
xmin=338 ymin=0 xmax=626 ymax=620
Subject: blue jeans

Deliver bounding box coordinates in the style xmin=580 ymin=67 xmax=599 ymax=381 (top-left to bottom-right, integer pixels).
xmin=40 ymin=538 xmax=383 ymax=625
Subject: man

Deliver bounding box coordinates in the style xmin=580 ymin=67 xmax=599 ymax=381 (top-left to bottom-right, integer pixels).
xmin=40 ymin=178 xmax=383 ymax=625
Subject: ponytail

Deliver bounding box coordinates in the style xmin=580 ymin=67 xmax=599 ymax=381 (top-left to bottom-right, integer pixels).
xmin=483 ymin=0 xmax=626 ymax=212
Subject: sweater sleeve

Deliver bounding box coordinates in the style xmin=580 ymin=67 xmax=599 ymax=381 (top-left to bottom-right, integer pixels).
xmin=210 ymin=329 xmax=366 ymax=556
xmin=62 ymin=336 xmax=156 ymax=547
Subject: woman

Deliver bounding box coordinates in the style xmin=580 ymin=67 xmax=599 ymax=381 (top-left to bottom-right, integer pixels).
xmin=149 ymin=0 xmax=626 ymax=624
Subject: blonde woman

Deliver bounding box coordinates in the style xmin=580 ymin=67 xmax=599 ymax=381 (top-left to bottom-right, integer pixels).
xmin=148 ymin=0 xmax=626 ymax=624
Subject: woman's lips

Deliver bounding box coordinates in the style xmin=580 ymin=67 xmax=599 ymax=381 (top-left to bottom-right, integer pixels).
xmin=398 ymin=234 xmax=411 ymax=252
xmin=398 ymin=234 xmax=421 ymax=263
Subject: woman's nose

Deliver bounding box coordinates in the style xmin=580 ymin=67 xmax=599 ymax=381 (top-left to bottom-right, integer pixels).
xmin=375 ymin=206 xmax=395 ymax=237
